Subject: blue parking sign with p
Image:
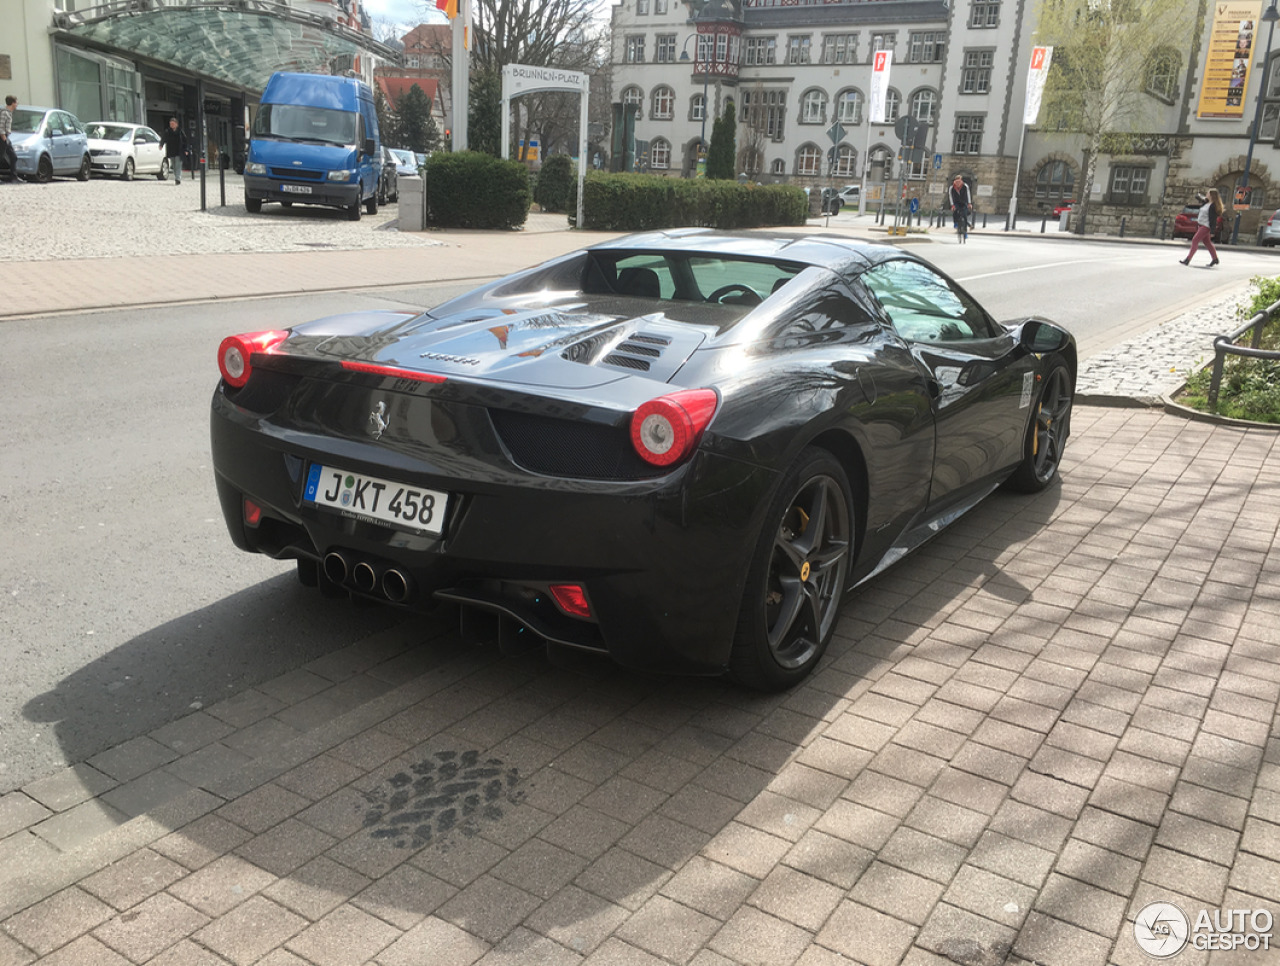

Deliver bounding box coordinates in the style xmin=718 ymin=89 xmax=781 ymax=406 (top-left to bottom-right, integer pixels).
xmin=933 ymin=153 xmax=942 ymax=170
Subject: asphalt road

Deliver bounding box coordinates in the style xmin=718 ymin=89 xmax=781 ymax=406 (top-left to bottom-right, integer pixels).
xmin=1 ymin=233 xmax=1276 ymax=794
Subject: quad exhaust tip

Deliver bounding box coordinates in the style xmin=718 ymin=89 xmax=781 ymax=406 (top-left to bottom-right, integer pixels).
xmin=323 ymin=551 xmax=349 ymax=585
xmin=352 ymin=561 xmax=378 ymax=594
xmin=382 ymin=568 xmax=412 ymax=603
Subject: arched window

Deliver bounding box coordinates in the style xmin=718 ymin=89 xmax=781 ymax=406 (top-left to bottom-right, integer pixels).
xmin=834 ymin=144 xmax=857 ymax=178
xmin=622 ymin=86 xmax=644 ymax=119
xmin=797 ymin=144 xmax=823 ymax=176
xmin=836 ymin=89 xmax=863 ymax=125
xmin=1145 ymin=48 xmax=1180 ymax=101
xmin=691 ymin=93 xmax=706 ymax=122
xmin=909 ymin=89 xmax=937 ymax=124
xmin=771 ymin=158 xmax=786 ymax=175
xmin=1034 ymin=159 xmax=1075 ymax=202
xmin=652 ymin=86 xmax=674 ymax=120
xmin=801 ymin=89 xmax=828 ymax=124
xmin=869 ymin=145 xmax=893 ymax=180
xmin=884 ymin=89 xmax=901 ymax=122
xmin=651 ymin=138 xmax=671 ymax=169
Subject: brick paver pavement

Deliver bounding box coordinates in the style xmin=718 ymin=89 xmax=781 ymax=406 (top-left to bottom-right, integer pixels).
xmin=1 ymin=402 xmax=1277 ymax=965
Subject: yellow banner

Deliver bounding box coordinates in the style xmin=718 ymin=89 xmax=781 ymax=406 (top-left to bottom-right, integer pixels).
xmin=1198 ymin=0 xmax=1264 ymax=119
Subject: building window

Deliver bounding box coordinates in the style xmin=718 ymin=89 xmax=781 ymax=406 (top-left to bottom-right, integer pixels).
xmin=625 ymin=36 xmax=646 ymax=64
xmin=884 ymin=89 xmax=900 ymax=122
xmin=970 ymin=0 xmax=999 ymax=27
xmin=1034 ymin=160 xmax=1075 ymax=202
xmin=772 ymin=158 xmax=786 ymax=175
xmin=697 ymin=34 xmax=713 ymax=65
xmin=1261 ymin=58 xmax=1280 ymax=139
xmin=745 ymin=37 xmax=776 ymax=66
xmin=905 ymin=153 xmax=927 ymax=180
xmin=743 ymin=89 xmax=787 ymax=140
xmin=834 ymin=144 xmax=857 ymax=177
xmin=651 ymin=138 xmax=671 ymax=169
xmin=962 ymin=50 xmax=994 ymax=94
xmin=717 ymin=32 xmax=729 ymax=61
xmin=822 ymin=34 xmax=857 ymax=64
xmin=637 ymin=0 xmax=649 ymax=13
xmin=869 ymin=145 xmax=893 ymax=180
xmin=788 ymin=35 xmax=812 ymax=65
xmin=909 ymin=32 xmax=945 ymax=64
xmin=837 ymin=89 xmax=863 ymax=125
xmin=652 ymin=86 xmax=674 ymax=119
xmin=406 ymin=56 xmax=420 ymax=68
xmin=655 ymin=0 xmax=668 ymax=12
xmin=871 ymin=33 xmax=896 ymax=55
xmin=622 ymin=86 xmax=644 ymax=119
xmin=691 ymin=93 xmax=706 ymax=122
xmin=1145 ymin=49 xmax=1179 ymax=101
xmin=798 ymin=144 xmax=822 ymax=176
xmin=953 ymin=115 xmax=984 ymax=154
xmin=801 ymin=89 xmax=828 ymax=124
xmin=1108 ymin=165 xmax=1150 ymax=205
xmin=656 ymin=34 xmax=677 ymax=63
xmin=910 ymin=90 xmax=936 ymax=123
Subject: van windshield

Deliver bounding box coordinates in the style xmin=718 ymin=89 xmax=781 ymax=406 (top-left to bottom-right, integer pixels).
xmin=252 ymin=104 xmax=357 ymax=145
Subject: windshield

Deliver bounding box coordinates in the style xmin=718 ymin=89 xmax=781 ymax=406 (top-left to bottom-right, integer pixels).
xmin=10 ymin=109 xmax=47 ymax=135
xmin=86 ymin=124 xmax=133 ymax=141
xmin=391 ymin=149 xmax=416 ymax=165
xmin=252 ymin=103 xmax=357 ymax=145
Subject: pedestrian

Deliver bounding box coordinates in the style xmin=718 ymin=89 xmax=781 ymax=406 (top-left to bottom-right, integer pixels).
xmin=948 ymin=174 xmax=973 ymax=242
xmin=1 ymin=95 xmax=18 ymax=183
xmin=1180 ymin=187 xmax=1223 ymax=266
xmin=160 ymin=117 xmax=186 ymax=184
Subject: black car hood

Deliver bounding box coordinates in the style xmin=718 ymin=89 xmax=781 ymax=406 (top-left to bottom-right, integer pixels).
xmin=287 ymin=300 xmax=716 ymax=390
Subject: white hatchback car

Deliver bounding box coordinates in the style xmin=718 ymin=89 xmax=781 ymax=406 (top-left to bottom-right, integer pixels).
xmin=84 ymin=122 xmax=169 ymax=180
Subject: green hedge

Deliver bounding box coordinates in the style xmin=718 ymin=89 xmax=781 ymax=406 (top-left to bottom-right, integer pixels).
xmin=534 ymin=155 xmax=574 ymax=213
xmin=577 ymin=172 xmax=808 ymax=231
xmin=424 ymin=151 xmax=530 ymax=229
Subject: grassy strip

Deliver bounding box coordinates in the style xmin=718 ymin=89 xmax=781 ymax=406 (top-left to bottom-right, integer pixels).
xmin=1178 ymin=276 xmax=1280 ymax=423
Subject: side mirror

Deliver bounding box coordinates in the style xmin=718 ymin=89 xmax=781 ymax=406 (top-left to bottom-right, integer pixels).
xmin=1017 ymin=319 xmax=1070 ymax=354
xmin=364 ymin=138 xmax=376 ymax=158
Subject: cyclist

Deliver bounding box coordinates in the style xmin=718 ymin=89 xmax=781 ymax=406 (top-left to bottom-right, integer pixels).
xmin=949 ymin=175 xmax=973 ymax=242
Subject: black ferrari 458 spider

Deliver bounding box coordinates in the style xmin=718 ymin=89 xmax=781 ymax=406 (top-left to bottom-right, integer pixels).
xmin=211 ymin=230 xmax=1075 ymax=690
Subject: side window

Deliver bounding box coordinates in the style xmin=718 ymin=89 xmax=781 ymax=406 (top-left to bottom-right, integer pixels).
xmin=860 ymin=259 xmax=997 ymax=343
xmin=768 ymin=282 xmax=880 ymax=346
xmin=50 ymin=114 xmax=66 ymax=136
xmin=141 ymin=127 xmax=160 ymax=143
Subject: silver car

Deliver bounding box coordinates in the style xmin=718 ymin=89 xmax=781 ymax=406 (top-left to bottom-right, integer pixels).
xmin=1260 ymin=209 xmax=1280 ymax=247
xmin=7 ymin=106 xmax=91 ymax=182
xmin=84 ymin=122 xmax=169 ymax=180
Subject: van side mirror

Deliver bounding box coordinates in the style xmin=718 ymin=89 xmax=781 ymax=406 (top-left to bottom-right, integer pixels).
xmin=364 ymin=138 xmax=376 ymax=157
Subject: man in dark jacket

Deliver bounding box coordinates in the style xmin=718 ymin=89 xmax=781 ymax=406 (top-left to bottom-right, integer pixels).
xmin=159 ymin=117 xmax=186 ymax=184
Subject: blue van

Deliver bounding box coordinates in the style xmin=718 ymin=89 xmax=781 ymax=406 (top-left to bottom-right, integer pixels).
xmin=243 ymin=72 xmax=381 ymax=220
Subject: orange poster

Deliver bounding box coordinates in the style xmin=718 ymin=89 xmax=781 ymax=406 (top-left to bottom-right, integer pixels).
xmin=1198 ymin=0 xmax=1264 ymax=119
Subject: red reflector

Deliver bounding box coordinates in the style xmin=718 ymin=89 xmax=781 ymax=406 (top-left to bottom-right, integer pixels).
xmin=549 ymin=584 xmax=592 ymax=619
xmin=243 ymin=498 xmax=263 ymax=527
xmin=341 ymin=361 xmax=448 ymax=383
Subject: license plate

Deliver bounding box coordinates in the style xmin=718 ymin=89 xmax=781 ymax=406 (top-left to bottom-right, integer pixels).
xmin=281 ymin=184 xmax=312 ymax=194
xmin=304 ymin=464 xmax=447 ymax=535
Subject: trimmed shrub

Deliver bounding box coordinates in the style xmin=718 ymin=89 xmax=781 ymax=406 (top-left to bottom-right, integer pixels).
xmin=577 ymin=172 xmax=808 ymax=230
xmin=425 ymin=150 xmax=530 ymax=229
xmin=534 ymin=154 xmax=574 ymax=213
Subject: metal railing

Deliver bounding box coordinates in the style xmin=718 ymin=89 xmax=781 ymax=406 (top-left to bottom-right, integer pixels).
xmin=1207 ymin=297 xmax=1280 ymax=409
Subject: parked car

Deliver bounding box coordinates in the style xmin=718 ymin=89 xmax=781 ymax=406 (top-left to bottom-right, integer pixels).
xmin=819 ymin=187 xmax=843 ymax=215
xmin=1052 ymin=199 xmax=1076 ymax=216
xmin=210 ymin=230 xmax=1077 ymax=691
xmin=84 ymin=122 xmax=168 ymax=180
xmin=388 ymin=148 xmax=418 ymax=178
xmin=6 ymin=106 xmax=91 ymax=182
xmin=1260 ymin=209 xmax=1280 ymax=246
xmin=378 ymin=146 xmax=398 ymax=205
xmin=1173 ymin=202 xmax=1224 ymax=243
xmin=837 ymin=184 xmax=861 ymax=206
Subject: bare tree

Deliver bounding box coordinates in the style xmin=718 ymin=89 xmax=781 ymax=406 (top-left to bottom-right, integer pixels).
xmin=1036 ymin=0 xmax=1195 ymax=232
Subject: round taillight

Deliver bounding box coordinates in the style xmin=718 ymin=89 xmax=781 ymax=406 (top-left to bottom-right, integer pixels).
xmin=630 ymin=389 xmax=718 ymax=467
xmin=218 ymin=330 xmax=288 ymax=388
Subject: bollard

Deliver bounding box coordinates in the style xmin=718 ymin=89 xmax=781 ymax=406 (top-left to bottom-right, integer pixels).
xmin=1041 ymin=215 xmax=1047 ymax=233
xmin=219 ymin=159 xmax=226 ymax=208
xmin=1119 ymin=217 xmax=1126 ymax=238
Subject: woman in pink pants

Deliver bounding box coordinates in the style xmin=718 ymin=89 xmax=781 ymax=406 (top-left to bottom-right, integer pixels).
xmin=1181 ymin=188 xmax=1223 ymax=266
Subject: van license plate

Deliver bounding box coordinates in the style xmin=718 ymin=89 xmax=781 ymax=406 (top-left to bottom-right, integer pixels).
xmin=281 ymin=184 xmax=312 ymax=194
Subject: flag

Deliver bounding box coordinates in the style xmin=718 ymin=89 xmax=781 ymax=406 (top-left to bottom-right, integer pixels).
xmin=1024 ymin=46 xmax=1053 ymax=124
xmin=436 ymin=0 xmax=457 ymax=19
xmin=868 ymin=50 xmax=892 ymax=124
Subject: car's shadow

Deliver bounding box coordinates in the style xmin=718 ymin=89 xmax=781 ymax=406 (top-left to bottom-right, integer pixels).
xmin=19 ymin=481 xmax=1069 ymax=958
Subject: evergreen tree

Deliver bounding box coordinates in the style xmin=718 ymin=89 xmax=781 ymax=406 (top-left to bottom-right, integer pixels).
xmin=398 ymin=84 xmax=440 ymax=154
xmin=374 ymin=87 xmax=401 ymax=148
xmin=468 ymin=69 xmax=503 ymax=157
xmin=706 ymin=100 xmax=736 ymax=180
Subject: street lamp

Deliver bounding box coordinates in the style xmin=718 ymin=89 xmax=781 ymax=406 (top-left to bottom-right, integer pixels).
xmin=679 ymin=29 xmax=711 ymax=172
xmin=1234 ymin=0 xmax=1280 ymax=243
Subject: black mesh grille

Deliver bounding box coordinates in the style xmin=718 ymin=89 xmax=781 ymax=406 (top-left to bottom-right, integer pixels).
xmin=226 ymin=370 xmax=303 ymax=413
xmin=489 ymin=410 xmax=666 ymax=480
xmin=601 ymin=354 xmax=651 ymax=371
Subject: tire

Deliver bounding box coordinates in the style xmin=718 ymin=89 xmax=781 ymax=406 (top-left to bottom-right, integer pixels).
xmin=348 ymin=200 xmax=362 ymax=221
xmin=365 ymin=193 xmax=378 ymax=215
xmin=36 ymin=155 xmax=53 ymax=183
xmin=122 ymin=158 xmax=135 ymax=181
xmin=1005 ymin=359 xmax=1073 ymax=493
xmin=245 ymin=196 xmax=262 ymax=213
xmin=158 ymin=157 xmax=169 ymax=180
xmin=76 ymin=154 xmax=91 ymax=181
xmin=729 ymin=447 xmax=854 ymax=691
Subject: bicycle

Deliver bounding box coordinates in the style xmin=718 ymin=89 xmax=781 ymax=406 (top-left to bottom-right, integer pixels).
xmin=952 ymin=206 xmax=971 ymax=243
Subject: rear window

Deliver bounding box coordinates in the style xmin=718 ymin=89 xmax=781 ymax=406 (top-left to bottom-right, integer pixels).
xmin=584 ymin=251 xmax=803 ymax=305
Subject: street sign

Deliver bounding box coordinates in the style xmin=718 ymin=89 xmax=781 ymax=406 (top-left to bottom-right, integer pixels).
xmin=826 ymin=122 xmax=846 ymax=144
xmin=909 ymin=197 xmax=919 ymax=213
xmin=894 ymin=115 xmax=917 ymax=143
xmin=934 ymin=153 xmax=942 ymax=170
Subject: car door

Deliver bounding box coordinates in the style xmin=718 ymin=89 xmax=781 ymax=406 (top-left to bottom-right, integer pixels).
xmin=48 ymin=113 xmax=72 ymax=173
xmin=860 ymin=258 xmax=1036 ymax=509
xmin=135 ymin=127 xmax=163 ymax=172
